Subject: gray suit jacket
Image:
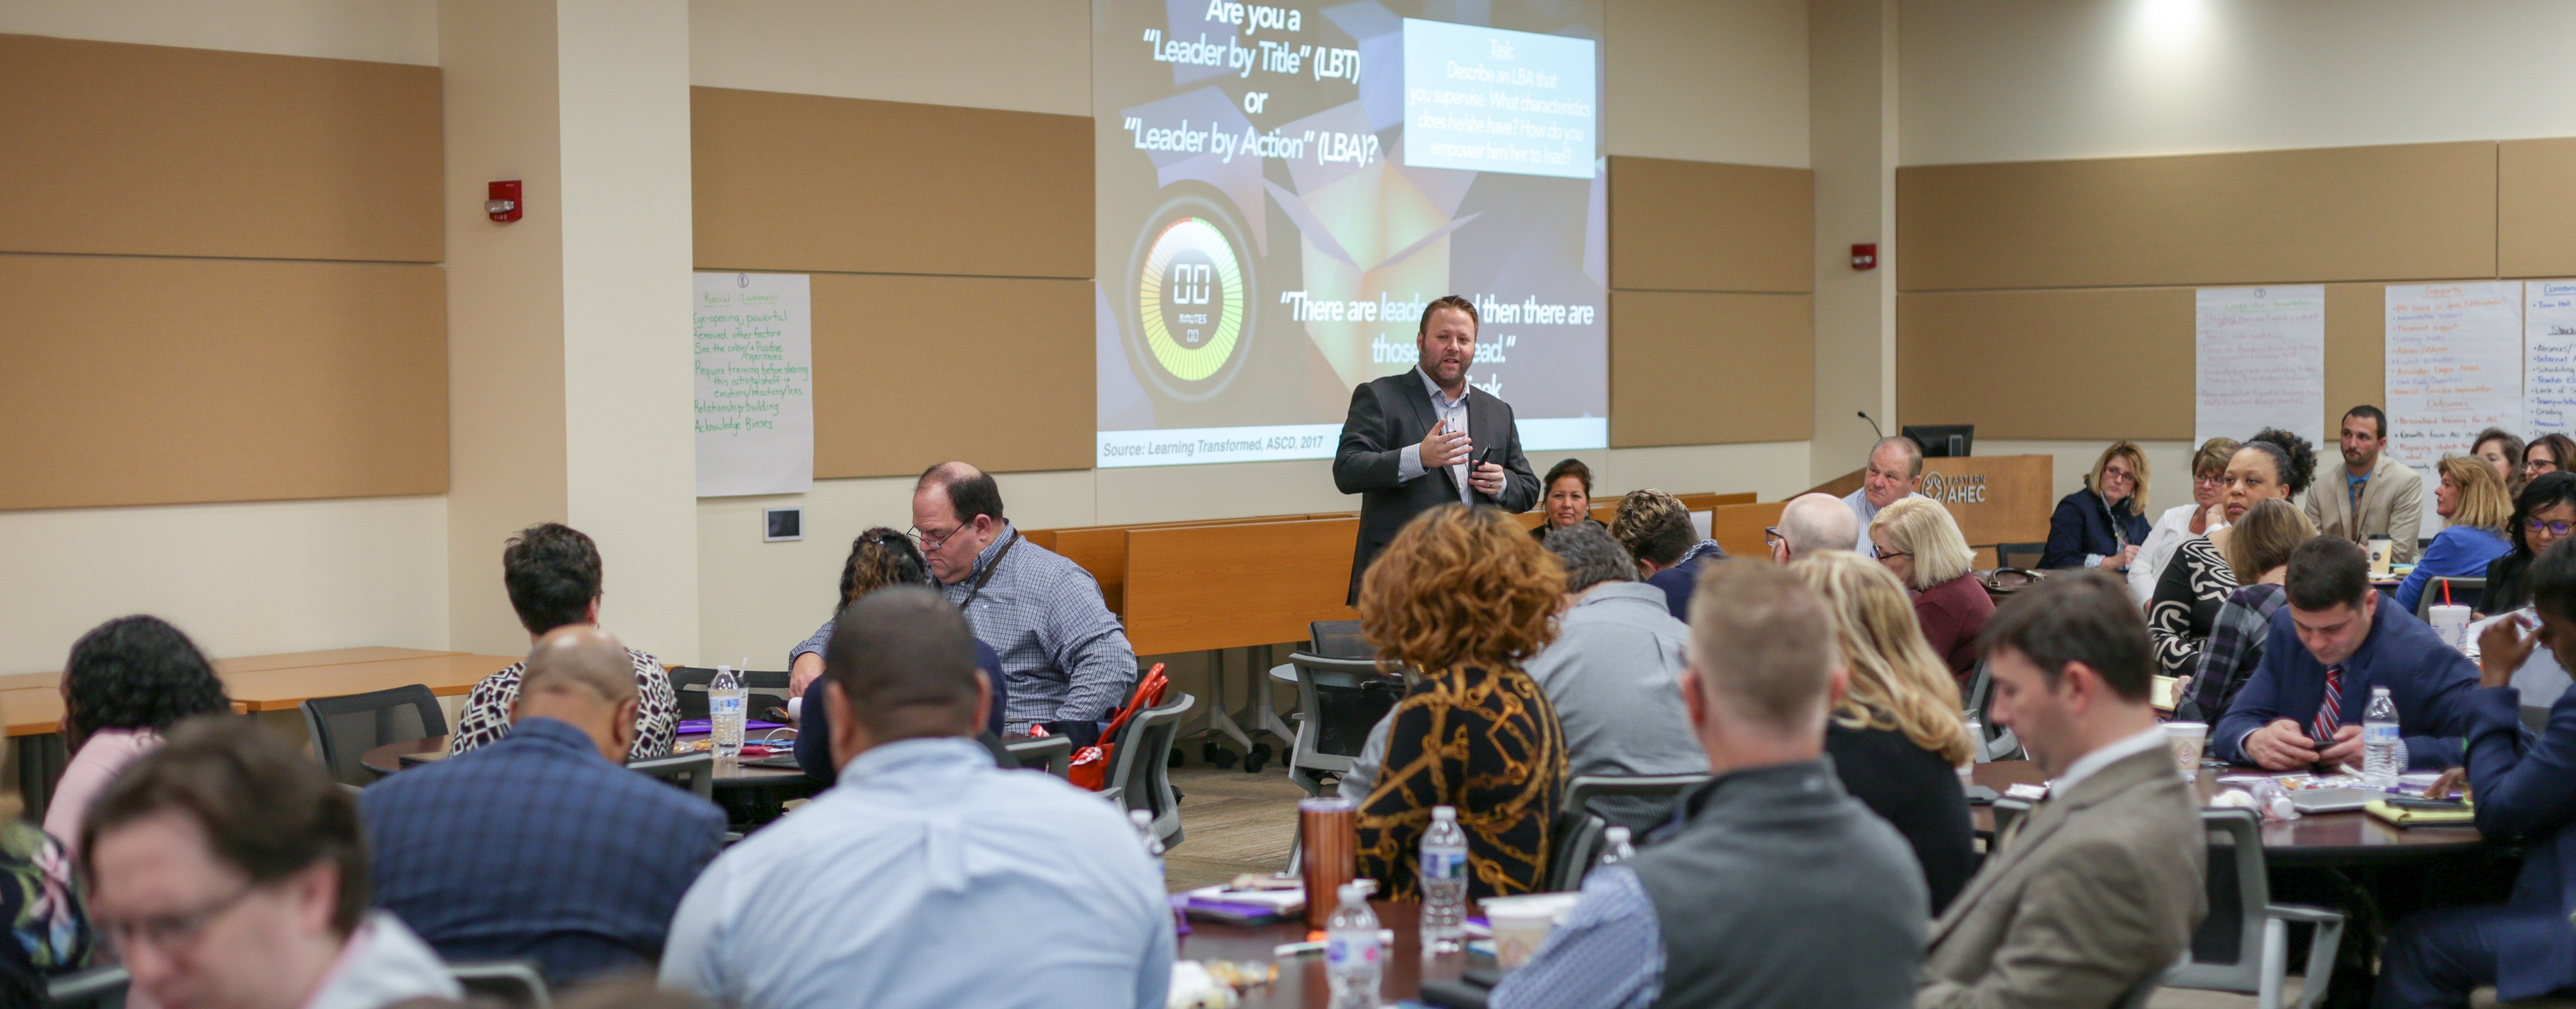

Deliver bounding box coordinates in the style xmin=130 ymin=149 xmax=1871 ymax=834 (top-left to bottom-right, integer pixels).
xmin=1916 ymin=747 xmax=2207 ymax=1009
xmin=1332 ymin=370 xmax=1539 ymax=603
xmin=2304 ymin=452 xmax=2425 ymax=564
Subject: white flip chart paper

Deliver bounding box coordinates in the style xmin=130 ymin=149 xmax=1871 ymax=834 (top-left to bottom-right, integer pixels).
xmin=695 ymin=272 xmax=813 ymax=497
xmin=2196 ymin=286 xmax=2326 ymax=449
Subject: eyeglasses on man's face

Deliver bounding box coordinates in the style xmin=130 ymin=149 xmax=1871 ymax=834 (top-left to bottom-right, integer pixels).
xmin=96 ymin=881 xmax=259 ymax=960
xmin=908 ymin=522 xmax=972 ymax=552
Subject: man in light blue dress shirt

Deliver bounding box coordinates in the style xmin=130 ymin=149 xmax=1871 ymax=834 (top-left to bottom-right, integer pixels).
xmin=661 ymin=587 xmax=1173 ymax=1009
xmin=1843 ymin=436 xmax=1926 ymax=552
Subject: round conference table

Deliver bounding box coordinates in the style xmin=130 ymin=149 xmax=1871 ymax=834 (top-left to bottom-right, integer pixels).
xmin=1180 ymin=901 xmax=1466 ymax=1009
xmin=360 ymin=733 xmax=812 ymax=791
xmin=1970 ymin=760 xmax=2483 ymax=867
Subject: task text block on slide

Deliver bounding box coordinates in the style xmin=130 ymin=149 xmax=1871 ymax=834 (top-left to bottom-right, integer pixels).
xmin=1401 ymin=19 xmax=1596 ymax=180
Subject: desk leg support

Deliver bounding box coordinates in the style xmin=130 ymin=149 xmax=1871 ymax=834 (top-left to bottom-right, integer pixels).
xmin=1248 ymin=643 xmax=1296 ymax=750
xmin=1197 ymin=648 xmax=1253 ymax=752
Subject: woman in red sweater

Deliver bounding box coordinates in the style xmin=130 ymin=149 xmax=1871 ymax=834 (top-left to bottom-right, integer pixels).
xmin=1868 ymin=497 xmax=1995 ymax=691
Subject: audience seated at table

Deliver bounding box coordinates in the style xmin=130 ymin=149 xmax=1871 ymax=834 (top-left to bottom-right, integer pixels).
xmin=1610 ymin=487 xmax=1726 ymax=621
xmin=2130 ymin=437 xmax=2240 ymax=602
xmin=2476 ymin=426 xmax=2526 ymax=494
xmin=2530 ymin=432 xmax=2576 ymax=486
xmin=913 ymin=461 xmax=1135 ymax=743
xmin=1491 ymin=562 xmax=1927 ymax=1009
xmin=2309 ymin=404 xmax=2425 ymax=564
xmin=1791 ymin=550 xmax=1977 ymax=914
xmin=661 ymin=587 xmax=1170 ymax=1009
xmin=1351 ymin=505 xmax=1567 ymax=903
xmin=2481 ymin=473 xmax=2576 ymax=615
xmin=2179 ymin=499 xmax=2314 ymax=722
xmin=1529 ymin=457 xmax=1608 ymax=544
xmin=1844 ymin=436 xmax=1926 ymax=553
xmin=2212 ymin=537 xmax=2478 ymax=771
xmin=2396 ymin=454 xmax=2516 ymax=616
xmin=450 ymin=523 xmax=679 ymax=761
xmin=1773 ymin=492 xmax=1859 ymax=564
xmin=0 ymin=706 xmax=88 ymax=1008
xmin=2042 ymin=440 xmax=2153 ymax=572
xmin=84 ymin=716 xmax=463 ymax=1009
xmin=2152 ymin=428 xmax=2316 ymax=678
xmin=363 ymin=625 xmax=725 ymax=985
xmin=1523 ymin=524 xmax=1708 ymax=830
xmin=785 ymin=527 xmax=1008 ymax=785
xmin=1919 ymin=572 xmax=2206 ymax=1009
xmin=48 ymin=613 xmax=232 ymax=858
xmin=1868 ymin=496 xmax=1993 ymax=688
xmin=2378 ymin=537 xmax=2576 ymax=1007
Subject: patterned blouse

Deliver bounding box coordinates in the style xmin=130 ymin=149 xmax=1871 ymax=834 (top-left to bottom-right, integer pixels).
xmin=450 ymin=647 xmax=679 ymax=761
xmin=2187 ymin=582 xmax=2288 ymax=721
xmin=0 ymin=819 xmax=87 ymax=1005
xmin=1355 ymin=666 xmax=1566 ymax=903
xmin=2150 ymin=536 xmax=2236 ymax=678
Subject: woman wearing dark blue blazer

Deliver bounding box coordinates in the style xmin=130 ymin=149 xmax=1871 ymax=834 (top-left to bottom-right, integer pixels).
xmin=2041 ymin=441 xmax=2154 ymax=570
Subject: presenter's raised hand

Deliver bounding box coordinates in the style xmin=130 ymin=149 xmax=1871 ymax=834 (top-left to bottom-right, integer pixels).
xmin=1418 ymin=420 xmax=1470 ymax=470
xmin=1470 ymin=462 xmax=1506 ymax=498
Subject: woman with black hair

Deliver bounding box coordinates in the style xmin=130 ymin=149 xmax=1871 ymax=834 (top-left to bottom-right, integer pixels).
xmin=2150 ymin=428 xmax=2318 ymax=678
xmin=2480 ymin=472 xmax=2576 ymax=615
xmin=46 ymin=615 xmax=231 ymax=855
xmin=1528 ymin=457 xmax=1608 ymax=543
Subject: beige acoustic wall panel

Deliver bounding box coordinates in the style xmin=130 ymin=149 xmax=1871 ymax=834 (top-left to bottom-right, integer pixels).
xmin=810 ymin=274 xmax=1091 ymax=477
xmin=1610 ymin=291 xmax=1811 ymax=446
xmin=2502 ymin=138 xmax=2576 ymax=280
xmin=1898 ymin=142 xmax=2496 ymax=292
xmin=0 ymin=256 xmax=448 ymax=510
xmin=693 ymin=87 xmax=1091 ymax=279
xmin=0 ymin=34 xmax=442 ymax=263
xmin=1897 ymin=287 xmax=2192 ymax=441
xmin=1607 ymin=156 xmax=1813 ymax=293
xmin=2323 ymin=283 xmax=2389 ymax=437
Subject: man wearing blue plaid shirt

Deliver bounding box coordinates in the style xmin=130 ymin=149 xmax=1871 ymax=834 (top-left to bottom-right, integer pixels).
xmin=362 ymin=626 xmax=725 ymax=985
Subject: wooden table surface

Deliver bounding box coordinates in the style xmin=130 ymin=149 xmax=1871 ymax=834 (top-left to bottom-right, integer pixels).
xmin=1180 ymin=901 xmax=1464 ymax=1009
xmin=1971 ymin=760 xmax=2483 ymax=865
xmin=0 ymin=648 xmax=518 ymax=735
xmin=361 ymin=733 xmax=811 ymax=788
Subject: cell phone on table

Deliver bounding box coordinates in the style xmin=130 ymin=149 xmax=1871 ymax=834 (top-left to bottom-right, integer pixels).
xmin=2383 ymin=796 xmax=2466 ymax=810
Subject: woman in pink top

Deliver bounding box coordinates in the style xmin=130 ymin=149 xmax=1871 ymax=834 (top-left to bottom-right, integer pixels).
xmin=45 ymin=616 xmax=231 ymax=855
xmin=1868 ymin=497 xmax=1998 ymax=692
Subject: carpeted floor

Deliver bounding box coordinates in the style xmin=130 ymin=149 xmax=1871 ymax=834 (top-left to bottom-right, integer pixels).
xmin=1163 ymin=761 xmax=1307 ymax=892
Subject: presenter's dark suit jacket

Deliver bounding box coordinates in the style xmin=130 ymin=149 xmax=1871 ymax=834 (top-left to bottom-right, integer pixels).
xmin=2210 ymin=601 xmax=2477 ymax=770
xmin=1333 ymin=371 xmax=1539 ymax=603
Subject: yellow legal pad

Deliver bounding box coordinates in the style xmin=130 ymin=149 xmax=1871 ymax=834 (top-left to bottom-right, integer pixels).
xmin=2365 ymin=799 xmax=2476 ymax=827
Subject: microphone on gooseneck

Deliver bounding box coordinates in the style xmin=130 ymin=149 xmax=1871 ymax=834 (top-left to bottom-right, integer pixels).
xmin=1858 ymin=412 xmax=1884 ymax=440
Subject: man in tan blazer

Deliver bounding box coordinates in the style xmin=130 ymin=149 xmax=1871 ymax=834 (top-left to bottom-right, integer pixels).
xmin=1919 ymin=572 xmax=2206 ymax=1009
xmin=2306 ymin=405 xmax=2424 ymax=564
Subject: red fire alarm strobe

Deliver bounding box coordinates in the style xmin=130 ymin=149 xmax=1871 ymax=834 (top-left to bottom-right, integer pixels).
xmin=1851 ymin=243 xmax=1877 ymax=270
xmin=487 ymin=180 xmax=522 ymax=222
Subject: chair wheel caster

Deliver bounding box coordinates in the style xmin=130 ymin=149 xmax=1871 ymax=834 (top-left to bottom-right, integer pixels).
xmin=1202 ymin=741 xmax=1239 ymax=768
xmin=1168 ymin=749 xmax=1185 ymax=768
xmin=1243 ymin=743 xmax=1272 ymax=773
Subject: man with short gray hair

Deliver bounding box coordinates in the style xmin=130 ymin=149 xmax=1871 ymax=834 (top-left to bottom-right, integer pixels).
xmin=1773 ymin=492 xmax=1861 ymax=563
xmin=1846 ymin=437 xmax=1926 ymax=552
xmin=1521 ymin=525 xmax=1709 ymax=829
xmin=1493 ymin=561 xmax=1926 ymax=1009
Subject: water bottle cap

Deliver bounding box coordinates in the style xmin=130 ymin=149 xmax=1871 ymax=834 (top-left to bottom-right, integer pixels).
xmin=2372 ymin=685 xmax=2391 ymax=695
xmin=1432 ymin=805 xmax=1457 ymax=821
xmin=1604 ymin=826 xmax=1630 ymax=843
xmin=1129 ymin=809 xmax=1152 ymax=827
xmin=1340 ymin=879 xmax=1376 ymax=902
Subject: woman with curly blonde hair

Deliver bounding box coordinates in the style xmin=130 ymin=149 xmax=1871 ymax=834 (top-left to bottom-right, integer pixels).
xmin=1791 ymin=550 xmax=1978 ymax=913
xmin=1353 ymin=504 xmax=1569 ymax=902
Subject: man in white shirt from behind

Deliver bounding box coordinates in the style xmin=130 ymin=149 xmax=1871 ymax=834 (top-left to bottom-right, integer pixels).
xmin=662 ymin=587 xmax=1173 ymax=1009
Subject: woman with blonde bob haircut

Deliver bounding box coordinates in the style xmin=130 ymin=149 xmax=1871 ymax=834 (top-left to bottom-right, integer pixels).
xmin=2395 ymin=455 xmax=2516 ymax=615
xmin=2042 ymin=440 xmax=2153 ymax=570
xmin=1870 ymin=497 xmax=1994 ymax=687
xmin=1352 ymin=505 xmax=1569 ymax=902
xmin=1791 ymin=551 xmax=1978 ymax=913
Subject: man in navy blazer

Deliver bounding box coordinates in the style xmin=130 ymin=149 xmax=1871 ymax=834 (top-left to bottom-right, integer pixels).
xmin=2212 ymin=536 xmax=2476 ymax=771
xmin=2378 ymin=538 xmax=2576 ymax=1005
xmin=1332 ymin=294 xmax=1539 ymax=603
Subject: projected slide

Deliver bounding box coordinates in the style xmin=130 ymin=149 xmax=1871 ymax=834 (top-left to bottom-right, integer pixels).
xmin=1095 ymin=1 xmax=1607 ymax=468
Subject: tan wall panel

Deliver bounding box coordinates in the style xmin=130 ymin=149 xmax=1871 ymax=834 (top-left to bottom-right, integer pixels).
xmin=693 ymin=87 xmax=1090 ymax=278
xmin=810 ymin=274 xmax=1090 ymax=477
xmin=1608 ymin=156 xmax=1813 ymax=293
xmin=2502 ymin=138 xmax=2576 ymax=280
xmin=0 ymin=34 xmax=441 ymax=263
xmin=2323 ymin=283 xmax=2388 ymax=437
xmin=1898 ymin=142 xmax=2496 ymax=292
xmin=1610 ymin=291 xmax=1811 ymax=446
xmin=1897 ymin=287 xmax=2193 ymax=440
xmin=0 ymin=256 xmax=448 ymax=510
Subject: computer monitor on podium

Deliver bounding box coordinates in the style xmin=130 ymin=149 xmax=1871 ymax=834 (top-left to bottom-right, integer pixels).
xmin=1902 ymin=425 xmax=1974 ymax=458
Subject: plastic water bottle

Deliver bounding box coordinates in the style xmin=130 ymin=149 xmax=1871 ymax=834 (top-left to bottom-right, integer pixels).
xmin=1129 ymin=808 xmax=1165 ymax=876
xmin=1324 ymin=879 xmax=1382 ymax=1009
xmin=2362 ymin=686 xmax=2403 ymax=786
xmin=1417 ymin=805 xmax=1469 ymax=954
xmin=709 ymin=665 xmax=746 ymax=760
xmin=1596 ymin=825 xmax=1637 ymax=870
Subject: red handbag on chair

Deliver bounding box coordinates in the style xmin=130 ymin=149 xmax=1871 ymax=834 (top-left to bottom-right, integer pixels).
xmin=1069 ymin=663 xmax=1167 ymax=792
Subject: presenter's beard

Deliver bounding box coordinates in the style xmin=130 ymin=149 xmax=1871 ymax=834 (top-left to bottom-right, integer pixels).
xmin=1426 ymin=351 xmax=1466 ymax=385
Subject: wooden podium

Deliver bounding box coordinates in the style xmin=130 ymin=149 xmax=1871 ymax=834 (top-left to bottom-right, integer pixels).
xmin=1915 ymin=454 xmax=2055 ymax=549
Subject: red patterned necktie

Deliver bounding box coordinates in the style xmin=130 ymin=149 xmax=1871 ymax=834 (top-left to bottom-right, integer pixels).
xmin=2312 ymin=664 xmax=2345 ymax=744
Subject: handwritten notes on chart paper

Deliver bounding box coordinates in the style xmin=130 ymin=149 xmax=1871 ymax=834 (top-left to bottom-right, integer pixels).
xmin=2196 ymin=286 xmax=2325 ymax=449
xmin=2529 ymin=281 xmax=2576 ymax=437
xmin=2386 ymin=282 xmax=2521 ymax=512
xmin=695 ymin=273 xmax=812 ymax=497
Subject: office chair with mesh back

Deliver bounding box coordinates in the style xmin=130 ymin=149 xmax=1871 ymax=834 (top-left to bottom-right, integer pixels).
xmin=1309 ymin=620 xmax=1374 ymax=660
xmin=1102 ymin=691 xmax=1196 ymax=852
xmin=300 ymin=684 xmax=446 ymax=787
xmin=1284 ymin=651 xmax=1404 ymax=797
xmin=2160 ymin=808 xmax=2344 ymax=1009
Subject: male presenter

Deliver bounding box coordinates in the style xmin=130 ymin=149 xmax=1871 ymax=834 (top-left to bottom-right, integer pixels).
xmin=1333 ymin=295 xmax=1541 ymax=603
